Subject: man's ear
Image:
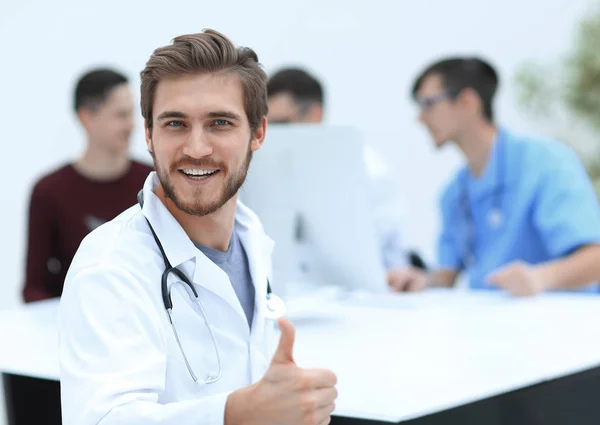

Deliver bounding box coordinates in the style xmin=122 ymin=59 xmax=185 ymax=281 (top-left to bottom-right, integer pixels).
xmin=305 ymin=103 xmax=323 ymax=123
xmin=145 ymin=120 xmax=153 ymax=153
xmin=457 ymin=88 xmax=482 ymax=115
xmin=250 ymin=116 xmax=267 ymax=152
xmin=77 ymin=108 xmax=94 ymax=132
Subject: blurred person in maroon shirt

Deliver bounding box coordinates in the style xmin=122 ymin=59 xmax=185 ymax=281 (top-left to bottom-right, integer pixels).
xmin=22 ymin=68 xmax=153 ymax=303
xmin=8 ymin=69 xmax=153 ymax=425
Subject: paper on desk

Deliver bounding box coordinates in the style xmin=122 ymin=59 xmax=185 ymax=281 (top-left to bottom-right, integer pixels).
xmin=344 ymin=287 xmax=514 ymax=311
xmin=283 ymin=285 xmax=346 ymax=322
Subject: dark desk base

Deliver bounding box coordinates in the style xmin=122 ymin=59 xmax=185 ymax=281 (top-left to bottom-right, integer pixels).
xmin=2 ymin=373 xmax=61 ymax=425
xmin=331 ymin=366 xmax=600 ymax=425
xmin=3 ymin=366 xmax=599 ymax=425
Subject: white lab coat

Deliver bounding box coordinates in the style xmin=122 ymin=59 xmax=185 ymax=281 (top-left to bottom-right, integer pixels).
xmin=363 ymin=144 xmax=408 ymax=269
xmin=58 ymin=172 xmax=279 ymax=425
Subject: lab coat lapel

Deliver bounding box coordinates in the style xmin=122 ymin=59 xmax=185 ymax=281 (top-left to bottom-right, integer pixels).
xmin=237 ymin=223 xmax=273 ymax=337
xmin=192 ymin=251 xmax=247 ymax=326
xmin=192 ymin=202 xmax=275 ymax=331
xmin=235 ymin=202 xmax=276 ymax=382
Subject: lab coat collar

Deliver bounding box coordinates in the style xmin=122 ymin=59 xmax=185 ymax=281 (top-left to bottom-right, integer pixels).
xmin=140 ymin=173 xmax=198 ymax=270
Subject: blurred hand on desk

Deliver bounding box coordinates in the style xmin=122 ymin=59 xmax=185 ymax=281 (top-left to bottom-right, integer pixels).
xmin=388 ymin=268 xmax=459 ymax=293
xmin=486 ymin=261 xmax=545 ymax=297
xmin=387 ymin=261 xmax=546 ymax=297
xmin=387 ymin=266 xmax=429 ymax=292
xmin=389 ymin=251 xmax=599 ymax=296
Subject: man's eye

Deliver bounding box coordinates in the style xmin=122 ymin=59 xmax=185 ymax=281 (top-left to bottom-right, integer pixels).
xmin=167 ymin=120 xmax=183 ymax=127
xmin=214 ymin=120 xmax=230 ymax=126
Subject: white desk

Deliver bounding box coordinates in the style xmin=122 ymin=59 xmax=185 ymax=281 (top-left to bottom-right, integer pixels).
xmin=290 ymin=289 xmax=600 ymax=422
xmin=1 ymin=290 xmax=600 ymax=423
xmin=0 ymin=299 xmax=59 ymax=381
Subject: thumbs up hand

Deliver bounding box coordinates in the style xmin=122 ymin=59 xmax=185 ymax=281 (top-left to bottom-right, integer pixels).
xmin=225 ymin=318 xmax=338 ymax=425
xmin=270 ymin=317 xmax=298 ymax=365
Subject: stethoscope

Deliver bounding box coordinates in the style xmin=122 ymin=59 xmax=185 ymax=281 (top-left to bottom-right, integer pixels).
xmin=459 ymin=132 xmax=505 ymax=268
xmin=137 ymin=190 xmax=286 ymax=384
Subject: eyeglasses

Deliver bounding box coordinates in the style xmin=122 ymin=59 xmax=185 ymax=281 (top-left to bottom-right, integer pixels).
xmin=415 ymin=92 xmax=454 ymax=112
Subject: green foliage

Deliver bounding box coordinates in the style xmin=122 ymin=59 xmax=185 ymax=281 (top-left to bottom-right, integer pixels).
xmin=514 ymin=61 xmax=557 ymax=118
xmin=563 ymin=8 xmax=600 ymax=132
xmin=513 ymin=5 xmax=600 ymax=196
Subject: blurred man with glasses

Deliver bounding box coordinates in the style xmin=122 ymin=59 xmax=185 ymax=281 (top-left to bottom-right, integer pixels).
xmin=390 ymin=57 xmax=600 ymax=296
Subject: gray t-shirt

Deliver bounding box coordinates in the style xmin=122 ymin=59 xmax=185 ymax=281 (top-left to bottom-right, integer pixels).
xmin=193 ymin=225 xmax=255 ymax=327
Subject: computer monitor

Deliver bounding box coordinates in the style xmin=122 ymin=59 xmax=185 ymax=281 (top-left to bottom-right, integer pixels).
xmin=241 ymin=124 xmax=388 ymax=298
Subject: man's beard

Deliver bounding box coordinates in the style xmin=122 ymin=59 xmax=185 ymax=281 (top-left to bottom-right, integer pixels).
xmin=151 ymin=145 xmax=252 ymax=217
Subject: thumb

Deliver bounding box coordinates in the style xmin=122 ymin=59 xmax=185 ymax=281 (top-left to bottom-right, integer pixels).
xmin=271 ymin=317 xmax=296 ymax=365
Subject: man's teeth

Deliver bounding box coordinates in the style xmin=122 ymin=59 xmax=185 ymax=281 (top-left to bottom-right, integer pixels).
xmin=182 ymin=169 xmax=217 ymax=176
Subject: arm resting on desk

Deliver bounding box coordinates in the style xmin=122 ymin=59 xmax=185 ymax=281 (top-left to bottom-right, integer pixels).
xmin=486 ymin=245 xmax=600 ymax=296
xmin=526 ymin=145 xmax=600 ymax=292
xmin=537 ymin=244 xmax=600 ymax=290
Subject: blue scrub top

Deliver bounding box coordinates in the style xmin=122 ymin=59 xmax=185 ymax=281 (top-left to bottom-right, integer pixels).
xmin=438 ymin=127 xmax=600 ymax=292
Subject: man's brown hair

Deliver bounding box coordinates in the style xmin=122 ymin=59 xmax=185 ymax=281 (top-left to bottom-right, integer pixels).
xmin=141 ymin=29 xmax=268 ymax=132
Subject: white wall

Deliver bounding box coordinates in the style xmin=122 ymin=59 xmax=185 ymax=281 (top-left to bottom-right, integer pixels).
xmin=0 ymin=0 xmax=592 ymax=309
xmin=0 ymin=0 xmax=594 ymax=424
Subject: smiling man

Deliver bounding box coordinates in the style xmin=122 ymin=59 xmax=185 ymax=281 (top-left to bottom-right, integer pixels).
xmin=148 ymin=79 xmax=254 ymax=239
xmin=58 ymin=30 xmax=337 ymax=425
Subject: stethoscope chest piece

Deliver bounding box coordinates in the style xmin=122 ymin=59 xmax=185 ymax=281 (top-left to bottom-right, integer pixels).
xmin=264 ymin=293 xmax=286 ymax=320
xmin=487 ymin=208 xmax=504 ymax=230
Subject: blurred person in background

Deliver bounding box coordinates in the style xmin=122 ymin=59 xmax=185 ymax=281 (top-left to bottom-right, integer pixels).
xmin=390 ymin=57 xmax=600 ymax=296
xmin=22 ymin=68 xmax=153 ymax=303
xmin=267 ymin=67 xmax=428 ymax=289
xmin=7 ymin=69 xmax=152 ymax=425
